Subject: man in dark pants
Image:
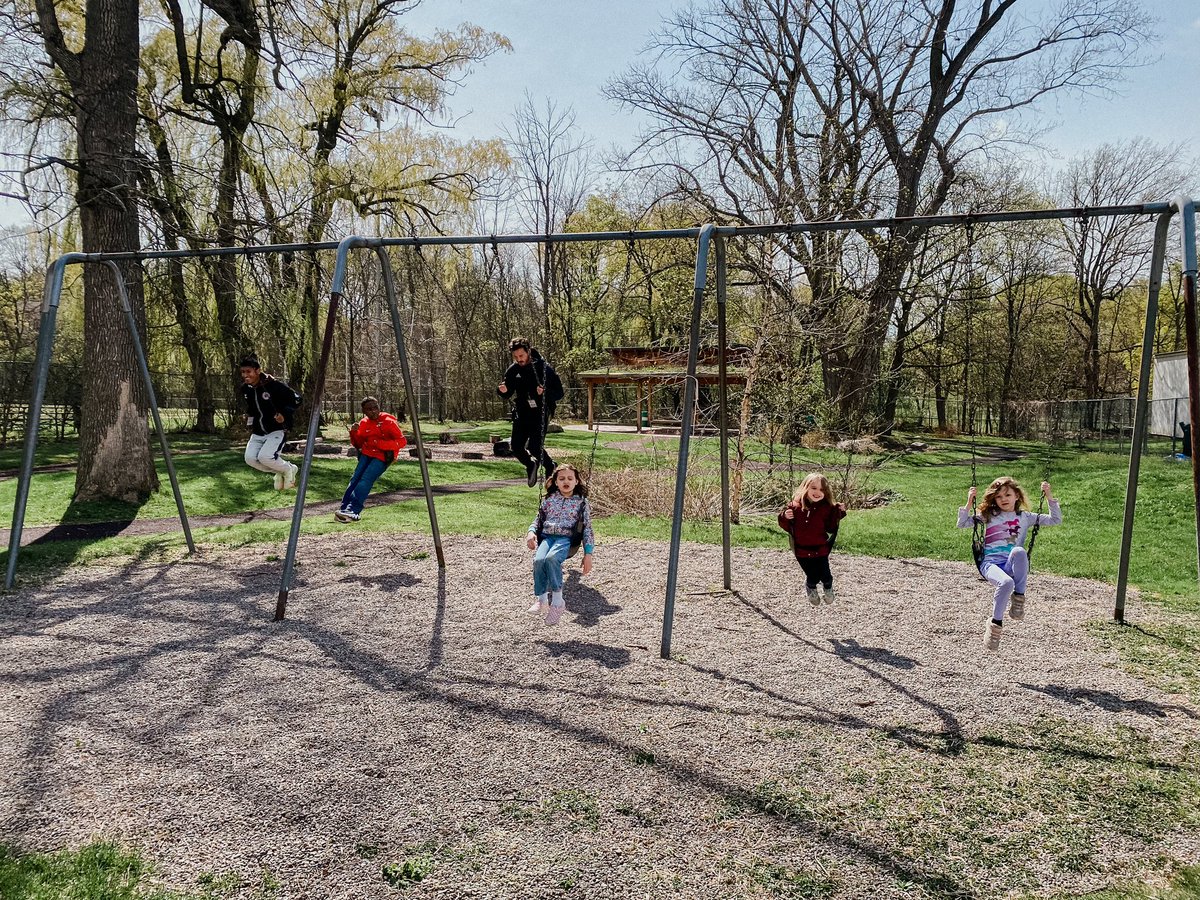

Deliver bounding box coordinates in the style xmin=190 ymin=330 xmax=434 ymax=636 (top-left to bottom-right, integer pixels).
xmin=497 ymin=337 xmax=564 ymax=486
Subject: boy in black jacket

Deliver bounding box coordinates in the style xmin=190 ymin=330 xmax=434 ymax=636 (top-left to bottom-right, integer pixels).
xmin=497 ymin=337 xmax=564 ymax=486
xmin=239 ymin=356 xmax=302 ymax=489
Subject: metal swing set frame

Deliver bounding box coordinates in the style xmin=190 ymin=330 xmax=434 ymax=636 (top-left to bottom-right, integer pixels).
xmin=5 ymin=198 xmax=1199 ymax=659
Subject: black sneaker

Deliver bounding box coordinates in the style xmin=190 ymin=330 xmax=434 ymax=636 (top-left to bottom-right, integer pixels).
xmin=526 ymin=465 xmax=540 ymax=487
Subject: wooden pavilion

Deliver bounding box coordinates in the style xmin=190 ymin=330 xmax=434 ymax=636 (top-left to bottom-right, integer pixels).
xmin=578 ymin=346 xmax=751 ymax=431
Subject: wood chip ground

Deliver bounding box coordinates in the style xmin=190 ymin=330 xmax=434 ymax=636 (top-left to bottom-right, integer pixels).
xmin=1 ymin=535 xmax=1196 ymax=898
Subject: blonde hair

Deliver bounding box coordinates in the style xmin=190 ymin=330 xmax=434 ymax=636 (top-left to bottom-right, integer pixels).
xmin=978 ymin=476 xmax=1029 ymax=519
xmin=792 ymin=473 xmax=834 ymax=510
xmin=544 ymin=463 xmax=588 ymax=498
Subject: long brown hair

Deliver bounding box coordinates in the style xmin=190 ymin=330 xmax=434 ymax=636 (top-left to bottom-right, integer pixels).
xmin=543 ymin=463 xmax=588 ymax=498
xmin=792 ymin=473 xmax=834 ymax=511
xmin=978 ymin=476 xmax=1028 ymax=519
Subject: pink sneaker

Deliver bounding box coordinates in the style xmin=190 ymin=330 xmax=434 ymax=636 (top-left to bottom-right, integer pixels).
xmin=544 ymin=604 xmax=564 ymax=626
xmin=527 ymin=598 xmax=547 ymax=615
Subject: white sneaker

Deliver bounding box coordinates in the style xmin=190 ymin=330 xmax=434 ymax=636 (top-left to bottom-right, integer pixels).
xmin=334 ymin=508 xmax=352 ymax=523
xmin=273 ymin=470 xmax=285 ymax=490
xmin=806 ymin=587 xmax=820 ymax=606
xmin=528 ymin=597 xmax=548 ymax=615
xmin=283 ymin=463 xmax=298 ymax=489
xmin=823 ymin=586 xmax=836 ymax=605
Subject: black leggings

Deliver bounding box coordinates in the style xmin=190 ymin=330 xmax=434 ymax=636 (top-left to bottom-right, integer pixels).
xmin=510 ymin=410 xmax=555 ymax=476
xmin=797 ymin=557 xmax=832 ymax=589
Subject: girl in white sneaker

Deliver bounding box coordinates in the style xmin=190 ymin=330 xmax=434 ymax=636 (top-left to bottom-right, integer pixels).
xmin=778 ymin=473 xmax=846 ymax=605
xmin=958 ymin=477 xmax=1062 ymax=651
xmin=526 ymin=464 xmax=594 ymax=625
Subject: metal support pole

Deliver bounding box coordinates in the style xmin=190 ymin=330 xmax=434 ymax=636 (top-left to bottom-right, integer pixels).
xmin=377 ymin=245 xmax=444 ymax=567
xmin=715 ymin=237 xmax=732 ymax=591
xmin=5 ymin=255 xmax=73 ymax=589
xmin=103 ymin=261 xmax=195 ymax=555
xmin=1173 ymin=195 xmax=1200 ymax=597
xmin=662 ymin=224 xmax=714 ymax=659
xmin=1115 ymin=211 xmax=1171 ymax=622
xmin=276 ymin=237 xmax=363 ymax=620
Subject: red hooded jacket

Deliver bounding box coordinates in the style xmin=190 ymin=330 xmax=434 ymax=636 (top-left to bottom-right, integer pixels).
xmin=350 ymin=412 xmax=406 ymax=463
xmin=777 ymin=499 xmax=845 ymax=559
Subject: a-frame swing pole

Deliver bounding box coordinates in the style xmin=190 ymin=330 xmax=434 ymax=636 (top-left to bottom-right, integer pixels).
xmin=276 ymin=236 xmax=361 ymax=621
xmin=5 ymin=254 xmax=75 ymax=589
xmin=1174 ymin=195 xmax=1200 ymax=598
xmin=662 ymin=223 xmax=714 ymax=660
xmin=376 ymin=245 xmax=445 ymax=567
xmin=1115 ymin=211 xmax=1172 ymax=622
xmin=103 ymin=260 xmax=195 ymax=554
xmin=715 ymin=236 xmax=732 ymax=591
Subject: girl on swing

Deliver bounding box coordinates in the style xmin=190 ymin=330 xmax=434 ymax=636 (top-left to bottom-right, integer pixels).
xmin=778 ymin=472 xmax=846 ymax=605
xmin=958 ymin=476 xmax=1062 ymax=651
xmin=526 ymin=463 xmax=594 ymax=626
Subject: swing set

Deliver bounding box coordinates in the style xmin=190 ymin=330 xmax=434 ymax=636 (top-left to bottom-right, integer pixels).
xmin=5 ymin=200 xmax=1199 ymax=657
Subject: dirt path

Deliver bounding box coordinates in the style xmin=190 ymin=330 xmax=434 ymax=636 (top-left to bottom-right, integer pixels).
xmin=1 ymin=534 xmax=1195 ymax=898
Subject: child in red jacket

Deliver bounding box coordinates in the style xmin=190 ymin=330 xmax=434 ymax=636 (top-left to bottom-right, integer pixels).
xmin=335 ymin=397 xmax=407 ymax=523
xmin=778 ymin=473 xmax=846 ymax=605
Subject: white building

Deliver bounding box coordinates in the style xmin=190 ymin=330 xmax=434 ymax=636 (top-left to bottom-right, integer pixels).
xmin=1151 ymin=351 xmax=1189 ymax=437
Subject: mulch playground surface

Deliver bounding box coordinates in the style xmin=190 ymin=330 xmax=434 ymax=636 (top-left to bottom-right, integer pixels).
xmin=1 ymin=532 xmax=1197 ymax=898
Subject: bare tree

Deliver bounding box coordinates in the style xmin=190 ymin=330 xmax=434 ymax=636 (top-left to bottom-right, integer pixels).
xmin=1054 ymin=139 xmax=1191 ymax=406
xmin=504 ymin=94 xmax=594 ymax=351
xmin=610 ymin=0 xmax=1154 ymax=429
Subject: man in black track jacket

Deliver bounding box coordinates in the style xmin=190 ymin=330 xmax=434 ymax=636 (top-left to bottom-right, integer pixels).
xmin=497 ymin=337 xmax=564 ymax=487
xmin=239 ymin=356 xmax=302 ymax=489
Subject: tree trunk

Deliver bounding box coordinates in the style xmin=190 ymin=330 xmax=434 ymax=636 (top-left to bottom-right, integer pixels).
xmin=71 ymin=0 xmax=156 ymax=502
xmin=166 ymin=257 xmax=216 ymax=432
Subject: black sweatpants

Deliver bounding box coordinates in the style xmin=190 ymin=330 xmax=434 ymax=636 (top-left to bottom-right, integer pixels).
xmin=510 ymin=409 xmax=555 ymax=477
xmin=797 ymin=556 xmax=833 ymax=589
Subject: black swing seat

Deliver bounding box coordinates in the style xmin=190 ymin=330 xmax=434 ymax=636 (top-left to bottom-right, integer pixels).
xmin=535 ymin=501 xmax=589 ymax=560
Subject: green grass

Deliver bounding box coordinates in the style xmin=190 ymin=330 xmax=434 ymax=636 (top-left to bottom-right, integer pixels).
xmin=0 ymin=841 xmax=174 ymax=900
xmin=0 ymin=841 xmax=288 ymax=899
xmin=0 ymin=452 xmax=511 ymax=527
xmin=1052 ymin=865 xmax=1200 ymax=899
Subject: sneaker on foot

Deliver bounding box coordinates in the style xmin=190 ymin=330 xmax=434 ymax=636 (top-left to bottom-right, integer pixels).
xmin=334 ymin=508 xmax=352 ymax=523
xmin=284 ymin=463 xmax=298 ymax=489
xmin=806 ymin=587 xmax=820 ymax=606
xmin=985 ymin=621 xmax=1002 ymax=652
xmin=526 ymin=464 xmax=540 ymax=488
xmin=341 ymin=510 xmax=360 ymax=522
xmin=823 ymin=586 xmax=836 ymax=605
xmin=527 ymin=598 xmax=548 ymax=615
xmin=545 ymin=602 xmax=565 ymax=626
xmin=1008 ymin=593 xmax=1026 ymax=621
xmin=273 ymin=470 xmax=285 ymax=490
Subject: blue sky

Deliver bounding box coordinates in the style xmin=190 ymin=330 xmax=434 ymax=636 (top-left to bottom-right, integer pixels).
xmin=410 ymin=0 xmax=1200 ymax=165
xmin=3 ymin=0 xmax=1197 ymax=229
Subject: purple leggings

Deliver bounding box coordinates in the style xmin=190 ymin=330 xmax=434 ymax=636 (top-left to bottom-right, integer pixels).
xmin=981 ymin=546 xmax=1028 ymax=622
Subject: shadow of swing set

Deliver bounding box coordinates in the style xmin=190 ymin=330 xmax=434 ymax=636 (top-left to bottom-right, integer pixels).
xmin=7 ymin=200 xmax=1200 ymax=659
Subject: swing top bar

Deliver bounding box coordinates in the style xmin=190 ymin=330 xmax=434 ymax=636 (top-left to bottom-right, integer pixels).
xmin=46 ymin=202 xmax=1172 ymax=267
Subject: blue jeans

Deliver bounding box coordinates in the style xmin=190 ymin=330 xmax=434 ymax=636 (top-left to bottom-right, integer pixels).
xmin=532 ymin=536 xmax=573 ymax=595
xmin=341 ymin=454 xmax=389 ymax=514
